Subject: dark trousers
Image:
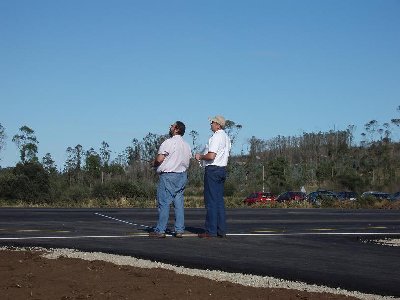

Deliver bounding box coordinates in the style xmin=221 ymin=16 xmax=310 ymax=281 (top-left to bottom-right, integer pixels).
xmin=204 ymin=165 xmax=227 ymax=236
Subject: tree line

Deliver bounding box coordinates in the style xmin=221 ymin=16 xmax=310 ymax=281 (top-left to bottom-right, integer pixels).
xmin=0 ymin=106 xmax=399 ymax=205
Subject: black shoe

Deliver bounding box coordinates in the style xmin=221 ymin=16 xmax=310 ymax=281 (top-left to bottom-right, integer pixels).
xmin=217 ymin=234 xmax=227 ymax=238
xmin=175 ymin=232 xmax=183 ymax=238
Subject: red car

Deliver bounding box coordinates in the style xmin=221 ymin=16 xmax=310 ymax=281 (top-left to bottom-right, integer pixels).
xmin=243 ymin=192 xmax=276 ymax=205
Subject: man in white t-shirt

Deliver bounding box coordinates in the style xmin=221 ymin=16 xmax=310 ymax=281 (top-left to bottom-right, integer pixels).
xmin=195 ymin=115 xmax=231 ymax=238
xmin=149 ymin=121 xmax=192 ymax=238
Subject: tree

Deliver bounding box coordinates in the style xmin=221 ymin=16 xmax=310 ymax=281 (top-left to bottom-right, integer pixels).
xmin=42 ymin=153 xmax=57 ymax=174
xmin=12 ymin=125 xmax=39 ymax=163
xmin=125 ymin=138 xmax=141 ymax=166
xmin=189 ymin=130 xmax=200 ymax=154
xmin=64 ymin=144 xmax=84 ymax=184
xmin=12 ymin=162 xmax=50 ymax=202
xmin=0 ymin=123 xmax=6 ymax=162
xmin=225 ymin=120 xmax=242 ymax=147
xmin=267 ymin=157 xmax=289 ymax=193
xmin=99 ymin=141 xmax=111 ymax=168
xmin=142 ymin=133 xmax=164 ymax=163
xmin=85 ymin=148 xmax=101 ymax=180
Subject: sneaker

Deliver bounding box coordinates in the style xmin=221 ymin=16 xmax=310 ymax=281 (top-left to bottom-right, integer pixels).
xmin=149 ymin=231 xmax=166 ymax=238
xmin=175 ymin=232 xmax=183 ymax=238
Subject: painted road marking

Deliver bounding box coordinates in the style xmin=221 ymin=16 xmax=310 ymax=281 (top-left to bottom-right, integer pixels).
xmin=94 ymin=212 xmax=152 ymax=229
xmin=1 ymin=232 xmax=400 ymax=240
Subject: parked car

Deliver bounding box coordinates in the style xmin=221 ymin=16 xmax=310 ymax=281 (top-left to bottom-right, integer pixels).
xmin=243 ymin=192 xmax=276 ymax=205
xmin=389 ymin=192 xmax=400 ymax=201
xmin=307 ymin=190 xmax=338 ymax=204
xmin=336 ymin=191 xmax=358 ymax=201
xmin=361 ymin=191 xmax=391 ymax=200
xmin=276 ymin=191 xmax=306 ymax=202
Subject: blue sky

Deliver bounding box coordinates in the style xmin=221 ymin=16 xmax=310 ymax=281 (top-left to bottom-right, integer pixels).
xmin=1 ymin=0 xmax=399 ymax=168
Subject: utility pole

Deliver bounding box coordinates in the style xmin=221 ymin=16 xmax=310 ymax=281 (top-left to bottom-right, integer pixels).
xmin=262 ymin=165 xmax=265 ymax=192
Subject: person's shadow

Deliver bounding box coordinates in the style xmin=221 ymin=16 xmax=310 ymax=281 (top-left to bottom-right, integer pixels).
xmin=144 ymin=226 xmax=204 ymax=234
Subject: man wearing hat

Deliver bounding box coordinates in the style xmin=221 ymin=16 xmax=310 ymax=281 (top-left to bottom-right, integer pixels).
xmin=195 ymin=115 xmax=231 ymax=238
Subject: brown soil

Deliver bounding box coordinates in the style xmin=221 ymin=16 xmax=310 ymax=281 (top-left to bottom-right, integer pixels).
xmin=0 ymin=249 xmax=360 ymax=300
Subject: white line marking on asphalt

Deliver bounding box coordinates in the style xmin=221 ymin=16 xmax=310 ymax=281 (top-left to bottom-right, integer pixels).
xmin=231 ymin=232 xmax=400 ymax=236
xmin=94 ymin=212 xmax=152 ymax=229
xmin=1 ymin=232 xmax=400 ymax=241
xmin=0 ymin=235 xmax=134 ymax=240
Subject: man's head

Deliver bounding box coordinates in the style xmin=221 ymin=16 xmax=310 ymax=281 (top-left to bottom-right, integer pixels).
xmin=170 ymin=121 xmax=186 ymax=137
xmin=208 ymin=115 xmax=226 ymax=128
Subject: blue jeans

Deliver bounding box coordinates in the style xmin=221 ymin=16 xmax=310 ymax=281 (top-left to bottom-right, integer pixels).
xmin=155 ymin=172 xmax=188 ymax=233
xmin=204 ymin=165 xmax=227 ymax=236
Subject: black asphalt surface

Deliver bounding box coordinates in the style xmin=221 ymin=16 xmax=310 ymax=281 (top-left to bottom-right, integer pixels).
xmin=1 ymin=208 xmax=400 ymax=297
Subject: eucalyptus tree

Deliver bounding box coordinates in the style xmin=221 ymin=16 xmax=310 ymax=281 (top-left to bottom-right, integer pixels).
xmin=224 ymin=119 xmax=242 ymax=148
xmin=85 ymin=147 xmax=101 ymax=181
xmin=125 ymin=138 xmax=141 ymax=166
xmin=142 ymin=132 xmax=164 ymax=163
xmin=99 ymin=141 xmax=111 ymax=168
xmin=391 ymin=105 xmax=400 ymax=139
xmin=64 ymin=144 xmax=84 ymax=184
xmin=12 ymin=125 xmax=39 ymax=163
xmin=0 ymin=123 xmax=6 ymax=161
xmin=42 ymin=153 xmax=57 ymax=174
xmin=189 ymin=130 xmax=200 ymax=154
xmin=364 ymin=120 xmax=379 ymax=144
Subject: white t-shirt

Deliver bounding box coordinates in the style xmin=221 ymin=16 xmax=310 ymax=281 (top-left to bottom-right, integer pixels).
xmin=156 ymin=135 xmax=192 ymax=173
xmin=203 ymin=129 xmax=231 ymax=167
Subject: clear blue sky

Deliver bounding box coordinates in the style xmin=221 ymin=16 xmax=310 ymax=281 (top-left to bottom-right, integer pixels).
xmin=1 ymin=0 xmax=399 ymax=168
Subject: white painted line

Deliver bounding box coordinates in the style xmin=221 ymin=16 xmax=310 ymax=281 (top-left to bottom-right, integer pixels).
xmin=231 ymin=232 xmax=400 ymax=236
xmin=0 ymin=235 xmax=141 ymax=240
xmin=94 ymin=212 xmax=152 ymax=229
xmin=1 ymin=232 xmax=400 ymax=241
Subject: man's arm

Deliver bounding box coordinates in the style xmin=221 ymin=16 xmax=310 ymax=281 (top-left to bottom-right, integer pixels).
xmin=153 ymin=154 xmax=166 ymax=168
xmin=195 ymin=152 xmax=216 ymax=161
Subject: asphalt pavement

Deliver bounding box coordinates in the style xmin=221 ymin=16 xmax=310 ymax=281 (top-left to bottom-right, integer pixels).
xmin=1 ymin=207 xmax=399 ymax=297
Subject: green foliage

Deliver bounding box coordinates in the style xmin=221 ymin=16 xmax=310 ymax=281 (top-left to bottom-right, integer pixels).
xmin=267 ymin=157 xmax=289 ymax=193
xmin=0 ymin=162 xmax=51 ymax=203
xmin=355 ymin=195 xmax=378 ymax=208
xmin=1 ymin=113 xmax=400 ymax=208
xmin=0 ymin=123 xmax=6 ymax=158
xmin=91 ymin=180 xmax=155 ymax=200
xmin=62 ymin=185 xmax=91 ymax=203
xmin=12 ymin=125 xmax=39 ymax=163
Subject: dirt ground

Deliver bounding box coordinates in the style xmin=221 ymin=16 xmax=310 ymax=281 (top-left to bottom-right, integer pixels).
xmin=0 ymin=249 xmax=363 ymax=300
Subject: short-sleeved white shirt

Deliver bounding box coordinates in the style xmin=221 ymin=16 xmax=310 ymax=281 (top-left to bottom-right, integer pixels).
xmin=156 ymin=135 xmax=192 ymax=173
xmin=203 ymin=129 xmax=231 ymax=167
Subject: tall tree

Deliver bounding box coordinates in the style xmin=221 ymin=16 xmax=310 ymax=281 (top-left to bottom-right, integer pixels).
xmin=99 ymin=141 xmax=111 ymax=168
xmin=42 ymin=153 xmax=57 ymax=174
xmin=142 ymin=133 xmax=164 ymax=163
xmin=224 ymin=120 xmax=242 ymax=147
xmin=85 ymin=148 xmax=101 ymax=180
xmin=12 ymin=125 xmax=39 ymax=163
xmin=64 ymin=144 xmax=84 ymax=184
xmin=189 ymin=130 xmax=200 ymax=154
xmin=0 ymin=123 xmax=6 ymax=162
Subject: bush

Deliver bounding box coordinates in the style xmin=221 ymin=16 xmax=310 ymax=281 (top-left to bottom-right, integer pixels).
xmin=4 ymin=162 xmax=51 ymax=203
xmin=91 ymin=180 xmax=156 ymax=200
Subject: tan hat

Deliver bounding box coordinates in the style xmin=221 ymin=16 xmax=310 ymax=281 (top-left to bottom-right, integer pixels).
xmin=209 ymin=115 xmax=226 ymax=128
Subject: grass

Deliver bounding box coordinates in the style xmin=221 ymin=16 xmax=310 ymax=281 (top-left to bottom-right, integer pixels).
xmin=0 ymin=197 xmax=399 ymax=209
